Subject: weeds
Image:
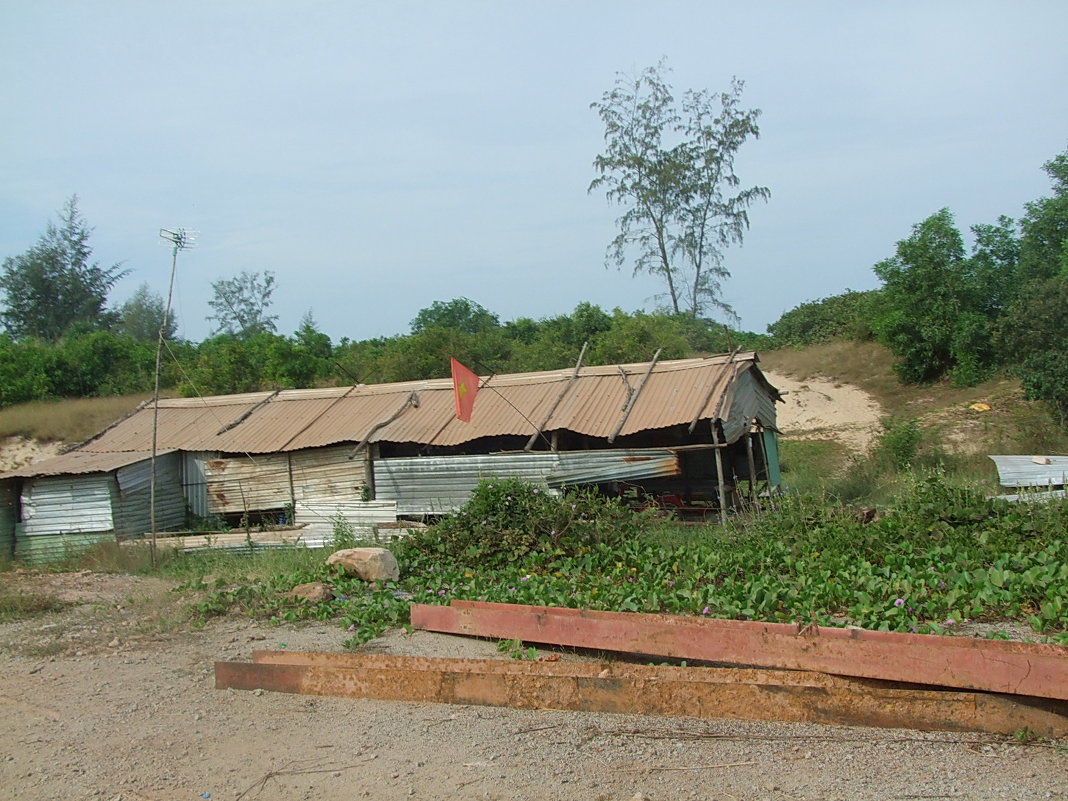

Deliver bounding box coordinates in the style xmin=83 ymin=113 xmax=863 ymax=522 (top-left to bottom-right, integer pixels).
xmin=15 ymin=472 xmax=1063 ymax=651
xmin=0 ymin=586 xmax=70 ymax=622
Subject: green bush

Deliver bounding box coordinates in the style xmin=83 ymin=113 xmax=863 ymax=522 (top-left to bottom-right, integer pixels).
xmin=399 ymin=477 xmax=646 ymax=567
xmin=872 ymin=417 xmax=922 ymax=470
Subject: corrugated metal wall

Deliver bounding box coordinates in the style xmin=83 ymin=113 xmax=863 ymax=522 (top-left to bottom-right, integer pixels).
xmin=14 ymin=474 xmax=117 ymax=564
xmin=290 ymin=445 xmax=367 ymax=504
xmin=203 ymin=446 xmax=367 ymax=516
xmin=0 ymin=480 xmax=15 ymax=560
xmin=205 ymin=452 xmax=292 ymax=514
xmin=181 ymin=452 xmax=212 ymax=519
xmin=547 ymin=449 xmax=679 ymax=488
xmin=294 ymin=500 xmax=398 ymax=545
xmin=721 ymin=369 xmax=778 ymax=445
xmin=18 ymin=474 xmax=115 ymax=535
xmin=375 ymin=453 xmax=560 ymax=514
xmin=114 ymin=453 xmax=187 ymax=537
xmin=374 ymin=449 xmax=681 ymax=514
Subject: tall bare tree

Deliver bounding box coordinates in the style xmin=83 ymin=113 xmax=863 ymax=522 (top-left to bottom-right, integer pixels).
xmin=590 ymin=62 xmax=769 ymax=318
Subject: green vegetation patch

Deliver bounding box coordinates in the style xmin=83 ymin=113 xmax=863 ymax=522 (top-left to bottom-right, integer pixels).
xmin=162 ymin=475 xmax=1068 ymax=650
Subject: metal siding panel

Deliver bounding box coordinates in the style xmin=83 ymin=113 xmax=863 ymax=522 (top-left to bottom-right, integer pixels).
xmin=181 ymin=452 xmax=213 ymax=519
xmin=0 ymin=480 xmax=15 ymax=559
xmin=374 ymin=454 xmax=560 ymax=514
xmin=547 ymin=449 xmax=681 ymax=488
xmin=763 ymin=431 xmax=782 ymax=487
xmin=19 ymin=475 xmax=115 ymax=536
xmin=988 ymin=456 xmax=1068 ymax=488
xmin=14 ymin=531 xmax=116 ymax=565
xmin=289 ymin=446 xmax=367 ymax=504
xmin=115 ymin=453 xmax=186 ymax=537
xmin=205 ymin=454 xmax=292 ymax=515
xmin=294 ymin=500 xmax=399 ymax=545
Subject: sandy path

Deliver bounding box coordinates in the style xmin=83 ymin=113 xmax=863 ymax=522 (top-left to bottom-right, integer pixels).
xmin=0 ymin=574 xmax=1064 ymax=801
xmin=763 ymin=371 xmax=883 ymax=452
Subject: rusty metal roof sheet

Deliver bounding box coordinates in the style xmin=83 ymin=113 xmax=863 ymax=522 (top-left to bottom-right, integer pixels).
xmin=69 ymin=352 xmax=779 ymax=458
xmin=0 ymin=449 xmax=171 ymax=479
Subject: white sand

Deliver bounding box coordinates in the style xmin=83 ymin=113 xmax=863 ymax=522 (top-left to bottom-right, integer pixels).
xmin=763 ymin=371 xmax=883 ymax=452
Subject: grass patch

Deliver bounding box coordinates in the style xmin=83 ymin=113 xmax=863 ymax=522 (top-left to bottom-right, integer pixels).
xmin=0 ymin=585 xmax=70 ymax=622
xmin=159 ymin=475 xmax=1068 ymax=649
xmin=0 ymin=393 xmax=154 ymax=442
xmin=778 ymin=439 xmax=852 ymax=492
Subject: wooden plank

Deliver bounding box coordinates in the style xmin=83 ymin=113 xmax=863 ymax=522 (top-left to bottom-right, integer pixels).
xmin=410 ymin=601 xmax=1068 ymax=702
xmin=215 ymin=651 xmax=1068 ymax=737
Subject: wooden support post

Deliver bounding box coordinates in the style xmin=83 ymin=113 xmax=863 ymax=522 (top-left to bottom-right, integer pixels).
xmin=745 ymin=430 xmax=758 ymax=505
xmin=712 ymin=424 xmax=728 ymax=524
xmin=525 ymin=342 xmax=587 ymax=451
xmin=608 ymin=349 xmax=661 ymax=443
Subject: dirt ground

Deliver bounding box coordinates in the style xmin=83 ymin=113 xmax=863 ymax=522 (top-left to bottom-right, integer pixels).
xmin=762 ymin=371 xmax=883 ymax=452
xmin=1 ymin=572 xmax=1065 ymax=801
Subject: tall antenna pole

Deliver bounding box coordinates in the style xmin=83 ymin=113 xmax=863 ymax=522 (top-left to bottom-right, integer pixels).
xmin=151 ymin=228 xmax=196 ymax=568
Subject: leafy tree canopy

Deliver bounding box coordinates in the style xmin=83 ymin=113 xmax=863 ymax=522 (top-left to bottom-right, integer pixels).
xmin=1018 ymin=147 xmax=1068 ymax=284
xmin=0 ymin=196 xmax=127 ymax=341
xmin=117 ymin=283 xmax=178 ymax=342
xmin=590 ymin=60 xmax=769 ymax=319
xmin=206 ymin=270 xmax=279 ymax=338
xmin=410 ymin=297 xmax=499 ymax=335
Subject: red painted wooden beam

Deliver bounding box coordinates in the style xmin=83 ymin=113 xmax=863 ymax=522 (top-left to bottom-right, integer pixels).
xmin=409 ymin=600 xmax=1068 ymax=701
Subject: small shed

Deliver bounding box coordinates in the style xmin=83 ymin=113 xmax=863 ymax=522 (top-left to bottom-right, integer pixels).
xmin=0 ymin=450 xmax=186 ymax=563
xmin=2 ymin=351 xmax=783 ymax=560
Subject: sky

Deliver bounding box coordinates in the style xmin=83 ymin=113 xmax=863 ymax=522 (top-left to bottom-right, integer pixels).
xmin=2 ymin=1 xmax=1066 ymax=344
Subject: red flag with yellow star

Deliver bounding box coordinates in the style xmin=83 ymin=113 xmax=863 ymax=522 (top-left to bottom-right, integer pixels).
xmin=450 ymin=357 xmax=480 ymax=422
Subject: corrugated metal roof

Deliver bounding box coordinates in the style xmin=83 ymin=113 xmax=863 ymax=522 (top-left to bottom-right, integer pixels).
xmin=988 ymin=455 xmax=1068 ymax=487
xmin=27 ymin=353 xmax=779 ymax=475
xmin=0 ymin=449 xmax=172 ymax=479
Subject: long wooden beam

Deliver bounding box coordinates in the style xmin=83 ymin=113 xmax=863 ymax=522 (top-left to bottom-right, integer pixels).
xmin=410 ymin=601 xmax=1068 ymax=701
xmin=213 ymin=650 xmax=1068 ymax=737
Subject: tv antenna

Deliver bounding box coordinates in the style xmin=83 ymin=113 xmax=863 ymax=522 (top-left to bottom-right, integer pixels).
xmin=150 ymin=228 xmax=198 ymax=568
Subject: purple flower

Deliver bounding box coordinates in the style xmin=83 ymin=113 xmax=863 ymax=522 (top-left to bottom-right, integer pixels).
xmin=532 ymin=488 xmax=539 ymax=494
xmin=937 ymin=581 xmax=946 ymax=589
xmin=347 ymin=624 xmax=356 ymax=632
xmin=520 ymin=575 xmax=529 ymax=582
xmin=508 ymin=586 xmax=517 ymax=592
xmin=945 ymin=618 xmax=956 ymax=626
xmin=894 ymin=598 xmax=905 ymax=607
xmin=701 ymin=606 xmax=711 ymax=615
xmin=438 ymin=589 xmax=446 ymax=596
xmin=667 ymin=580 xmax=675 ymax=586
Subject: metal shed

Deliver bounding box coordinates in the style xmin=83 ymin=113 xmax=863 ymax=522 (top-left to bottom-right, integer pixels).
xmin=3 ymin=352 xmax=783 ymax=558
xmin=1 ymin=451 xmax=186 ymax=564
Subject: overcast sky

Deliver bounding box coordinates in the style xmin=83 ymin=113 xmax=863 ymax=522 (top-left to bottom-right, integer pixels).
xmin=2 ymin=1 xmax=1066 ymax=344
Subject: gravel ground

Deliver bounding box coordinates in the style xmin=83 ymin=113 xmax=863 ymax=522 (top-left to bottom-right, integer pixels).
xmin=1 ymin=571 xmax=1065 ymax=801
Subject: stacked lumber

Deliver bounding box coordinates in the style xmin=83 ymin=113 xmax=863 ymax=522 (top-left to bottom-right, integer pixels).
xmin=214 ymin=602 xmax=1068 ymax=736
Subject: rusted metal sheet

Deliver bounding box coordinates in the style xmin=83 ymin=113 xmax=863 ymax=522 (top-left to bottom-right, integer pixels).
xmin=411 ymin=601 xmax=1068 ymax=702
xmin=0 ymin=449 xmax=166 ymax=479
xmin=205 ymin=452 xmax=291 ymax=515
xmin=214 ymin=651 xmax=1068 ymax=736
xmin=53 ymin=354 xmax=779 ymax=461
